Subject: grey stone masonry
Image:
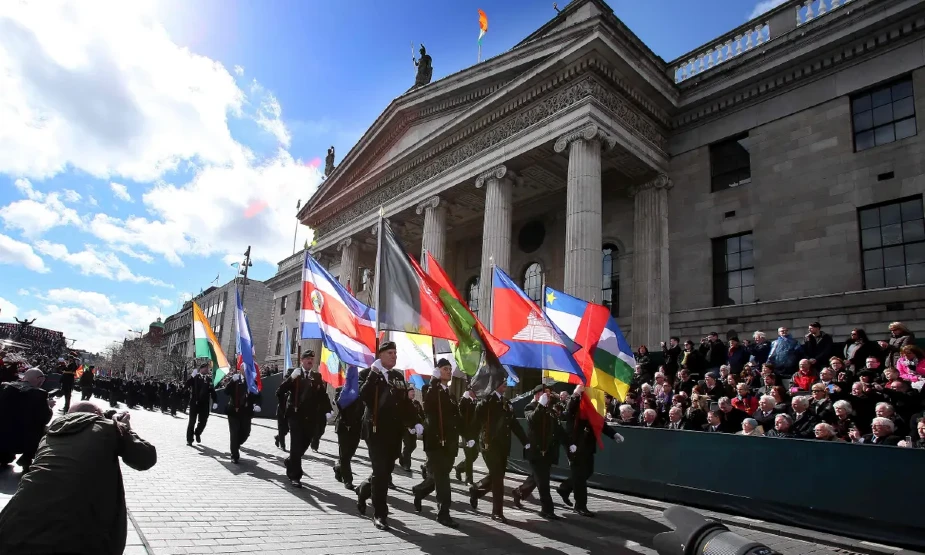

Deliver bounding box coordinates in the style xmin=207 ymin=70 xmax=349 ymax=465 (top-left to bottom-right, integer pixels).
xmin=416 ymin=195 xmax=447 ymax=267
xmin=337 ymin=238 xmax=359 ymax=291
xmin=632 ymin=175 xmax=673 ymax=349
xmin=476 ymin=165 xmax=515 ymax=329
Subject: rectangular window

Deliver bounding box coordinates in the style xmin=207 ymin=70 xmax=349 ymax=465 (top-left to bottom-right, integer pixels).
xmin=853 ymin=77 xmax=916 ymax=151
xmin=712 ymin=232 xmax=755 ymax=306
xmin=280 ymin=295 xmax=288 ymax=315
xmin=294 ymin=291 xmax=301 ymax=313
xmin=859 ymin=196 xmax=925 ymax=289
xmin=291 ymin=327 xmax=298 ymax=354
xmin=275 ymin=331 xmax=282 ymax=356
xmin=710 ymin=133 xmax=751 ymax=192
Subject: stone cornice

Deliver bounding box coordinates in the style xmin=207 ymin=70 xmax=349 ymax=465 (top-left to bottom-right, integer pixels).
xmin=310 ymin=67 xmax=668 ymax=237
xmin=553 ymin=122 xmax=616 ymax=153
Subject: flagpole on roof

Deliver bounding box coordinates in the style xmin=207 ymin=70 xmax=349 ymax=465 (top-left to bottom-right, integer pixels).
xmin=373 ymin=206 xmax=385 ymax=351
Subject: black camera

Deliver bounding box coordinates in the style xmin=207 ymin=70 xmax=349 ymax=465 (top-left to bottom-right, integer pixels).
xmin=654 ymin=506 xmax=780 ymax=555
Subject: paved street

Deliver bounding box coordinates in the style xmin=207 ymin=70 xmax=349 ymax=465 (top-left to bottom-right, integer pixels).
xmin=1 ymin=394 xmax=894 ymax=555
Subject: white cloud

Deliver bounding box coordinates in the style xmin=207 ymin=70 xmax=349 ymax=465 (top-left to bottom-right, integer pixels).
xmin=151 ymin=296 xmax=175 ymax=308
xmin=233 ymin=64 xmax=244 ymax=76
xmin=0 ymin=176 xmax=82 ymax=237
xmin=749 ymin=0 xmax=788 ymax=19
xmin=251 ymin=80 xmax=290 ymax=147
xmin=0 ymin=233 xmax=48 ymax=272
xmin=17 ymin=289 xmax=29 ymax=296
xmin=43 ymin=287 xmax=115 ymax=314
xmin=109 ymin=182 xmax=132 ymax=202
xmin=112 ymin=243 xmax=153 ymax=263
xmin=33 ymin=240 xmax=170 ymax=287
xmin=0 ymin=297 xmax=18 ymax=320
xmin=62 ymin=189 xmax=81 ymax=203
xmin=14 ymin=178 xmax=41 ymax=200
xmin=88 ymin=195 xmax=98 ymax=206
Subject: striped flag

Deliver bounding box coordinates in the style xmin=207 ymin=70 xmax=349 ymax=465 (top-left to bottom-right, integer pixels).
xmin=192 ymin=301 xmax=231 ymax=386
xmin=392 ymin=331 xmax=434 ymax=389
xmin=319 ymin=345 xmax=346 ymax=388
xmin=478 ymin=9 xmax=488 ymax=44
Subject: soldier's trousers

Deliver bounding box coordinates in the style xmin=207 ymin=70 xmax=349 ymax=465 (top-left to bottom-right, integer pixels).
xmin=412 ymin=450 xmax=454 ymax=518
xmin=276 ymin=415 xmax=289 ymax=447
xmin=335 ymin=429 xmax=361 ymax=485
xmin=228 ymin=414 xmax=253 ymax=460
xmin=558 ymin=455 xmax=594 ymax=510
xmin=285 ymin=416 xmax=312 ymax=482
xmin=310 ymin=415 xmax=326 ymax=451
xmin=186 ymin=404 xmax=210 ymax=443
xmin=528 ymin=460 xmax=554 ymax=513
xmin=454 ymin=442 xmax=478 ymax=481
xmin=470 ymin=451 xmax=506 ymax=515
xmin=80 ymin=387 xmax=92 ymax=401
xmin=399 ymin=430 xmax=417 ymax=469
xmin=357 ymin=439 xmax=397 ymax=519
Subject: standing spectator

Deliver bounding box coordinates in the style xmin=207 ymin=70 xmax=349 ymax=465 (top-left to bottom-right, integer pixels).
xmin=0 ymin=402 xmax=157 ymax=555
xmin=748 ymin=331 xmax=771 ymax=365
xmin=635 ymin=345 xmax=653 ymax=376
xmin=661 ymin=337 xmax=682 ymax=380
xmin=842 ymin=329 xmax=880 ymax=372
xmin=680 ymin=340 xmax=705 ymax=378
xmin=699 ymin=332 xmax=726 ymax=375
xmin=0 ymin=368 xmax=54 ymax=472
xmin=726 ymin=337 xmax=749 ymax=376
xmin=803 ymin=322 xmax=835 ymax=372
xmin=768 ymin=327 xmax=800 ymax=378
xmin=885 ymin=322 xmax=915 ymax=370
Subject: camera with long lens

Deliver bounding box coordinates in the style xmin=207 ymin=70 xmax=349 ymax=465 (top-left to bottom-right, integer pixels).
xmin=654 ymin=506 xmax=780 ymax=555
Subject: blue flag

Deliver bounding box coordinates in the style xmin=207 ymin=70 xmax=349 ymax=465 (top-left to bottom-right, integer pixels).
xmin=283 ymin=328 xmax=293 ymax=373
xmin=338 ymin=365 xmax=359 ymax=408
xmin=235 ymin=288 xmax=258 ymax=394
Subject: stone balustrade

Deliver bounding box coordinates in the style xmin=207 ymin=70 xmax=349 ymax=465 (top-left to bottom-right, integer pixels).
xmin=797 ymin=0 xmax=855 ymax=26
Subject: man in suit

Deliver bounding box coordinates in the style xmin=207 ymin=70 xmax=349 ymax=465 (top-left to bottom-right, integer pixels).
xmin=185 ymin=362 xmax=218 ymax=446
xmin=469 ymin=380 xmax=529 ymax=524
xmin=333 ymin=383 xmax=363 ymax=490
xmin=665 ymin=406 xmax=694 ymax=430
xmin=224 ymin=369 xmax=261 ymax=463
xmin=852 ymin=417 xmax=902 ymax=445
xmin=514 ymin=387 xmax=571 ymax=519
xmin=454 ymin=383 xmax=479 ymax=484
xmin=411 ymin=359 xmax=460 ymax=527
xmin=355 ymin=342 xmax=417 ymax=531
xmin=701 ymin=410 xmax=728 ymax=433
xmin=277 ymin=351 xmax=329 ymax=488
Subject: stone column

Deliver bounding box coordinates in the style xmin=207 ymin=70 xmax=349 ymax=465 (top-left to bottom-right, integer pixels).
xmin=631 ymin=174 xmax=672 ymax=348
xmin=337 ymin=237 xmax=359 ymax=291
xmin=416 ymin=195 xmax=447 ymax=268
xmin=555 ymin=123 xmax=614 ymax=303
xmin=476 ymin=165 xmax=515 ymax=329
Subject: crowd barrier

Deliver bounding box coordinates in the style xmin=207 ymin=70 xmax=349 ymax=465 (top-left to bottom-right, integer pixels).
xmin=506 ymin=420 xmax=925 ymax=550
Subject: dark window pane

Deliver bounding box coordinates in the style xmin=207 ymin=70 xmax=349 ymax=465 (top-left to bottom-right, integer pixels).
xmin=883 ymin=245 xmax=905 ymax=267
xmin=739 ymin=234 xmax=753 ymax=251
xmin=740 ymin=250 xmax=754 ymax=268
xmin=741 ymin=268 xmax=754 ymax=287
xmin=872 ymin=104 xmax=893 ymax=127
xmin=881 ymin=204 xmax=902 ymax=225
xmin=866 ymin=269 xmax=885 ymax=289
xmin=727 ymin=253 xmax=741 ymax=271
xmin=902 ymin=200 xmax=924 ymax=221
xmin=907 ymin=264 xmax=925 ymax=285
xmin=903 ymin=220 xmax=925 ymax=243
xmin=872 ymin=87 xmax=892 ymax=108
xmin=859 ymin=208 xmax=880 ymax=229
xmin=853 ymin=111 xmax=873 ymax=132
xmin=726 ymin=287 xmax=741 ymax=305
xmin=861 ymin=228 xmax=882 ymax=248
xmin=727 ymin=271 xmax=742 ymax=288
xmin=726 ymin=236 xmax=740 ymax=253
xmin=895 ymin=118 xmax=916 ymax=140
xmin=882 ymin=223 xmax=903 ymax=246
xmin=855 ymin=130 xmax=875 ymax=151
xmin=863 ymin=249 xmax=884 ymax=270
xmin=741 ymin=286 xmax=755 ymax=304
xmin=885 ymin=265 xmax=907 ymax=287
xmin=853 ymin=94 xmax=872 ymax=114
xmin=906 ymin=242 xmax=925 ymax=264
xmin=893 ymin=97 xmax=915 ymax=120
xmin=892 ymin=80 xmax=913 ymax=100
xmin=875 ymin=124 xmax=896 ymax=145
xmin=602 ymin=258 xmax=612 ymax=276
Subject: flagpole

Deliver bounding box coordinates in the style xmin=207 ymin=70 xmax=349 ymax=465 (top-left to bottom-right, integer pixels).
xmin=292 ymin=199 xmax=301 ymax=255
xmin=373 ymin=207 xmax=385 ymax=351
xmin=478 ymin=42 xmax=481 ymax=63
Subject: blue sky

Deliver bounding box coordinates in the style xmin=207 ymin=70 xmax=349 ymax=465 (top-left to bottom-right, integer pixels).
xmin=0 ymin=0 xmax=783 ymax=352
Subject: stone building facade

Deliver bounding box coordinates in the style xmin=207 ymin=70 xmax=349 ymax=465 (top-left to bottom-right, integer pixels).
xmin=299 ymin=0 xmax=925 ymax=370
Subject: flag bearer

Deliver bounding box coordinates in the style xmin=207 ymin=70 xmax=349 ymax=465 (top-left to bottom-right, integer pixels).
xmin=224 ymin=369 xmax=261 ymax=463
xmin=185 ymin=362 xmax=218 ymax=446
xmin=515 ymin=389 xmax=571 ymax=519
xmin=411 ymin=359 xmax=460 ymax=528
xmin=277 ymin=351 xmax=325 ymax=488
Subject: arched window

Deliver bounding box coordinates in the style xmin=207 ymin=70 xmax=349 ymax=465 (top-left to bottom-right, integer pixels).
xmin=465 ymin=277 xmax=480 ymax=316
xmin=602 ymin=244 xmax=619 ymax=317
xmin=523 ymin=262 xmax=543 ymax=304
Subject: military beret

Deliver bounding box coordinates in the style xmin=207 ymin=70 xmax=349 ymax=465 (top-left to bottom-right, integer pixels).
xmin=198 ymin=361 xmax=210 ymax=369
xmin=532 ymin=384 xmax=545 ymax=394
xmin=378 ymin=341 xmax=397 ymax=354
xmin=436 ymin=358 xmax=452 ymax=368
xmin=301 ymin=350 xmax=315 ymax=359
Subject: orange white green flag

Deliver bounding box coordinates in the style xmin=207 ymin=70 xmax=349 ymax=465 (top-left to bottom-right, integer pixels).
xmin=478 ymin=9 xmax=488 ymax=44
xmin=192 ymin=301 xmax=230 ymax=386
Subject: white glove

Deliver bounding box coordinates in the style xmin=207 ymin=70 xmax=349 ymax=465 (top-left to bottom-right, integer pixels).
xmin=254 ymin=405 xmax=261 ymax=413
xmin=613 ymin=433 xmax=625 ymax=444
xmin=569 ymin=444 xmax=577 ymax=453
xmin=414 ymin=423 xmax=424 ymax=436
xmin=524 ymin=443 xmax=531 ymax=450
xmin=574 ymin=385 xmax=585 ymax=396
xmin=325 ymin=412 xmax=333 ymax=420
xmin=538 ymin=393 xmax=549 ymax=407
xmin=408 ymin=428 xmax=415 ymax=435
xmin=466 ymin=439 xmax=475 ymax=448
xmin=463 ymin=391 xmax=473 ymax=400
xmin=192 ymin=369 xmax=199 ymax=377
xmin=212 ymin=403 xmax=218 ymax=410
xmin=290 ymin=368 xmax=302 ymax=379
xmin=234 ymin=374 xmax=243 ymax=382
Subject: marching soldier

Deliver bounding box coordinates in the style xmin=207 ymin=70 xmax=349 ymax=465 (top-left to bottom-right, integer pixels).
xmin=224 ymin=369 xmax=261 ymax=463
xmin=277 ymin=351 xmax=326 ymax=488
xmin=469 ymin=380 xmax=529 ymax=524
xmin=557 ymin=385 xmax=624 ymax=517
xmin=59 ymin=357 xmax=77 ymax=413
xmin=333 ymin=383 xmax=363 ymax=490
xmin=399 ymin=388 xmax=424 ymax=472
xmin=78 ymin=366 xmax=94 ymax=401
xmin=309 ymin=377 xmax=333 ymax=453
xmin=185 ymin=362 xmax=218 ymax=446
xmin=355 ymin=342 xmax=416 ymax=531
xmin=514 ymin=388 xmax=571 ymax=519
xmin=411 ymin=359 xmax=460 ymax=528
xmin=274 ymin=367 xmax=292 ymax=451
xmin=454 ymin=384 xmax=479 ymax=485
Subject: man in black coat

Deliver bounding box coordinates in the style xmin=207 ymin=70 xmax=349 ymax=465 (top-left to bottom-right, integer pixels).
xmin=185 ymin=362 xmax=218 ymax=446
xmin=411 ymin=360 xmax=460 ymax=527
xmin=0 ymin=369 xmax=54 ymax=472
xmin=469 ymin=380 xmax=529 ymax=524
xmin=309 ymin=375 xmax=333 ymax=454
xmin=454 ymin=384 xmax=479 ymax=485
xmin=514 ymin=388 xmax=571 ymax=519
xmin=355 ymin=342 xmax=416 ymax=531
xmin=277 ymin=351 xmax=327 ymax=488
xmin=224 ymin=370 xmax=261 ymax=463
xmin=399 ymin=388 xmax=425 ymax=472
xmin=333 ymin=383 xmax=363 ymax=490
xmin=274 ymin=366 xmax=292 ymax=451
xmin=59 ymin=357 xmax=77 ymax=413
xmin=79 ymin=366 xmax=94 ymax=400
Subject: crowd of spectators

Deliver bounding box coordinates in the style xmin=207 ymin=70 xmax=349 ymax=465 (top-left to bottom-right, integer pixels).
xmin=606 ymin=321 xmax=925 ymax=448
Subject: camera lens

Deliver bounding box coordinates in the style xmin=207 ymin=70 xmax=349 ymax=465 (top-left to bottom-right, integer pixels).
xmin=696 ymin=528 xmax=778 ymax=555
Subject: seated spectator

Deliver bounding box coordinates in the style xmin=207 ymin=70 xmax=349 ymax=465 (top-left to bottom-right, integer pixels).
xmin=718 ymin=397 xmax=748 ymax=431
xmin=702 ymin=410 xmax=729 ymax=433
xmin=756 ymin=373 xmax=777 ymax=397
xmin=765 ymin=413 xmax=794 ymax=438
xmin=898 ymin=418 xmax=925 ymax=448
xmin=857 ymin=355 xmax=882 ymax=384
xmin=0 ymin=402 xmax=157 ymax=554
xmin=640 ymin=408 xmax=662 ymax=429
xmin=875 ymin=402 xmax=908 ymax=437
xmin=771 ymin=385 xmax=791 ymax=412
xmin=665 ymin=406 xmax=694 ymax=430
xmin=753 ymin=395 xmax=778 ymax=431
xmin=686 ymin=394 xmax=708 ymax=430
xmin=732 ymin=382 xmax=758 ymax=415
xmin=809 ymin=384 xmax=836 ymax=424
xmin=831 ymin=400 xmax=859 ymax=440
xmin=702 ymin=373 xmax=724 ymax=401
xmin=828 ymin=356 xmax=853 ymax=384
xmin=790 ymin=359 xmax=818 ymax=393
xmin=615 ymin=404 xmax=638 ymax=426
xmin=724 ymin=373 xmax=738 ymax=397
xmin=813 ymin=423 xmax=841 ymax=442
xmin=789 ymin=396 xmax=818 ymax=439
xmin=850 ymin=416 xmax=901 ymax=446
xmin=847 ymin=381 xmax=878 ymax=431
xmin=739 ymin=361 xmax=761 ymax=391
xmin=817 ymin=368 xmax=844 ymax=398
xmin=676 ymin=368 xmax=696 ymax=396
xmin=737 ymin=418 xmax=763 ymax=436
xmin=896 ymin=344 xmax=925 ymax=384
